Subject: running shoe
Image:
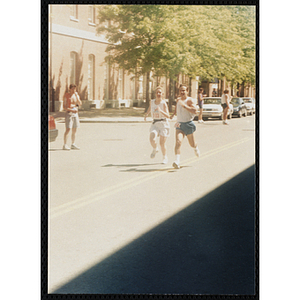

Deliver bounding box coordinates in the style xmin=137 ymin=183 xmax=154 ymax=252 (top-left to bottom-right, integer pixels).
xmin=63 ymin=144 xmax=70 ymax=150
xmin=172 ymin=161 xmax=180 ymax=169
xmin=150 ymin=148 xmax=158 ymax=158
xmin=194 ymin=147 xmax=200 ymax=157
xmin=162 ymin=156 xmax=168 ymax=164
xmin=71 ymin=144 xmax=80 ymax=150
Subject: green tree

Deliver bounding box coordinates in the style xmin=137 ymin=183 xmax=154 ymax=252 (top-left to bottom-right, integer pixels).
xmin=186 ymin=5 xmax=255 ymax=86
xmin=96 ymin=5 xmax=256 ymax=104
xmin=97 ymin=5 xmax=191 ymax=109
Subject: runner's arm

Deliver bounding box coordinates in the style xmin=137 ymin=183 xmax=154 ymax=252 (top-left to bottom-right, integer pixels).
xmin=180 ymin=99 xmax=197 ymax=114
xmin=158 ymin=102 xmax=170 ymax=119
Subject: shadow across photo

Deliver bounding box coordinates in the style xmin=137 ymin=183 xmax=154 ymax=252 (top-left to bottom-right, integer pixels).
xmin=48 ymin=148 xmax=66 ymax=151
xmin=102 ymin=163 xmax=161 ymax=168
xmin=102 ymin=163 xmax=191 ymax=173
xmin=53 ymin=165 xmax=256 ymax=295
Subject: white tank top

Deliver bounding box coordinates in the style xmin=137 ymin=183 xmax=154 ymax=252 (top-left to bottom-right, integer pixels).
xmin=221 ymin=94 xmax=227 ymax=104
xmin=151 ymin=99 xmax=167 ymax=119
xmin=176 ymin=97 xmax=195 ymax=122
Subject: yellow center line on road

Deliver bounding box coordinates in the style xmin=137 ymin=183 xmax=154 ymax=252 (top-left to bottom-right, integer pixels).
xmin=180 ymin=136 xmax=252 ymax=168
xmin=50 ymin=137 xmax=252 ymax=219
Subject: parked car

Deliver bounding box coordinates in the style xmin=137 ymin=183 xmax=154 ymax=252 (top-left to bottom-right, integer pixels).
xmin=231 ymin=97 xmax=247 ymax=118
xmin=242 ymin=97 xmax=255 ymax=115
xmin=201 ymin=97 xmax=233 ymax=121
xmin=49 ymin=115 xmax=58 ymax=142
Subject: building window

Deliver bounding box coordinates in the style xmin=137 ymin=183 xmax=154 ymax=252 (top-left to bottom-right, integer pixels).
xmin=88 ymin=54 xmax=95 ymax=100
xmin=70 ymin=52 xmax=77 ymax=85
xmin=70 ymin=5 xmax=78 ymax=21
xmin=88 ymin=5 xmax=95 ymax=25
xmin=118 ymin=68 xmax=124 ymax=99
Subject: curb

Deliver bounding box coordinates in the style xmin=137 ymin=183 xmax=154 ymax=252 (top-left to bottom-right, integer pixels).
xmin=56 ymin=118 xmax=178 ymax=124
xmin=79 ymin=120 xmax=149 ymax=124
xmin=52 ymin=114 xmax=148 ymax=124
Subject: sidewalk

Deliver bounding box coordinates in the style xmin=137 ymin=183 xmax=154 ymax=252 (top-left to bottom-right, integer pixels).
xmin=50 ymin=106 xmax=177 ymax=123
xmin=50 ymin=107 xmax=147 ymax=123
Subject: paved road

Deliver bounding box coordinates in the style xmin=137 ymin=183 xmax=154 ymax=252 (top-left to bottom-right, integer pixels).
xmin=48 ymin=115 xmax=256 ymax=294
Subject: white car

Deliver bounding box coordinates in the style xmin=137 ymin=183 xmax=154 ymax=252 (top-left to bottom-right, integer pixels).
xmin=242 ymin=97 xmax=255 ymax=115
xmin=201 ymin=97 xmax=233 ymax=120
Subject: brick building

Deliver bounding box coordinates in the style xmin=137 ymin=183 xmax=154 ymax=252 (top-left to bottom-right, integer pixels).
xmin=48 ymin=5 xmax=204 ymax=112
xmin=49 ymin=4 xmax=142 ymax=111
xmin=48 ymin=5 xmax=255 ymax=112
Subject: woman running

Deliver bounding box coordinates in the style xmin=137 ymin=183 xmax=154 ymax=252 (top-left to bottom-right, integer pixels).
xmin=144 ymin=86 xmax=170 ymax=164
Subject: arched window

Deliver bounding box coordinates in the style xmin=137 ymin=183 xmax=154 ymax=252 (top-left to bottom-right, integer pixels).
xmin=88 ymin=54 xmax=95 ymax=100
xmin=70 ymin=52 xmax=77 ymax=85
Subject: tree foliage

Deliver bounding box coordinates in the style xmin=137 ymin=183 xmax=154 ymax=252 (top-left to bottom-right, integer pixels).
xmin=96 ymin=4 xmax=256 ymax=85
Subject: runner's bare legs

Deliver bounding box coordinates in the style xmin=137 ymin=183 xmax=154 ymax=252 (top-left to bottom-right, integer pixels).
xmin=159 ymin=136 xmax=167 ymax=157
xmin=149 ymin=132 xmax=158 ymax=150
xmin=186 ymin=133 xmax=197 ymax=149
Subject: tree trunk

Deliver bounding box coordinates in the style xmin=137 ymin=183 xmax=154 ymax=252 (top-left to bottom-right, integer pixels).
xmin=145 ymin=71 xmax=150 ymax=112
xmin=188 ymin=77 xmax=192 ymax=97
xmin=240 ymin=81 xmax=245 ymax=97
xmin=220 ymin=79 xmax=224 ymax=96
xmin=168 ymin=76 xmax=174 ymax=112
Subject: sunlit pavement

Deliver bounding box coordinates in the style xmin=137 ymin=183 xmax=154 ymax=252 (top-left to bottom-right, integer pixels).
xmin=47 ymin=114 xmax=256 ymax=294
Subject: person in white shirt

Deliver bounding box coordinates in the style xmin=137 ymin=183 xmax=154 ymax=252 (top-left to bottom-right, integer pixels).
xmin=221 ymin=89 xmax=231 ymax=125
xmin=170 ymin=84 xmax=200 ymax=169
xmin=63 ymin=84 xmax=82 ymax=150
xmin=144 ymin=86 xmax=170 ymax=164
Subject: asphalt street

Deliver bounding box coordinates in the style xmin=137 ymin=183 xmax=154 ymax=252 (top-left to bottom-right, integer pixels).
xmin=48 ymin=114 xmax=256 ymax=294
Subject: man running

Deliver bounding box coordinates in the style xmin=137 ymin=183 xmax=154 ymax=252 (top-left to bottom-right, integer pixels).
xmin=170 ymin=84 xmax=200 ymax=169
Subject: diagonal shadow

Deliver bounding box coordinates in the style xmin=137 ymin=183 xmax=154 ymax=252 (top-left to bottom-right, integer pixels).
xmin=119 ymin=165 xmax=191 ymax=172
xmin=49 ymin=148 xmax=65 ymax=151
xmin=102 ymin=163 xmax=161 ymax=168
xmin=53 ymin=165 xmax=256 ymax=295
xmin=119 ymin=167 xmax=178 ymax=173
xmin=102 ymin=163 xmax=191 ymax=173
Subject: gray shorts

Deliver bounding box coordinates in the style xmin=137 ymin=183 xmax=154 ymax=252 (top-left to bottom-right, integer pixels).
xmin=176 ymin=121 xmax=196 ymax=136
xmin=65 ymin=112 xmax=80 ymax=129
xmin=221 ymin=103 xmax=228 ymax=109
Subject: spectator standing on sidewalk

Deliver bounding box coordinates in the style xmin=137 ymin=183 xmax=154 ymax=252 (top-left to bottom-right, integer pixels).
xmin=144 ymin=86 xmax=170 ymax=164
xmin=212 ymin=88 xmax=218 ymax=97
xmin=63 ymin=84 xmax=82 ymax=150
xmin=197 ymin=88 xmax=205 ymax=123
xmin=221 ymin=89 xmax=231 ymax=125
xmin=170 ymin=84 xmax=200 ymax=169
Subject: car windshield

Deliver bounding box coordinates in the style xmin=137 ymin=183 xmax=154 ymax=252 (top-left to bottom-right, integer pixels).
xmin=204 ymin=98 xmax=221 ymax=104
xmin=231 ymin=98 xmax=240 ymax=104
xmin=244 ymin=99 xmax=253 ymax=103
